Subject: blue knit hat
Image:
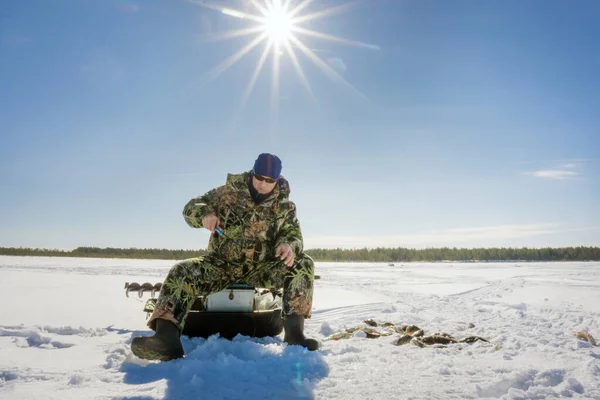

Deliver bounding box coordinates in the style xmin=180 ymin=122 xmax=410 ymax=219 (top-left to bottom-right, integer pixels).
xmin=252 ymin=153 xmax=282 ymax=179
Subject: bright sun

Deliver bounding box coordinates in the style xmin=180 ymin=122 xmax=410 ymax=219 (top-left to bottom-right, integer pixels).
xmin=261 ymin=5 xmax=294 ymax=45
xmin=189 ymin=0 xmax=379 ymax=119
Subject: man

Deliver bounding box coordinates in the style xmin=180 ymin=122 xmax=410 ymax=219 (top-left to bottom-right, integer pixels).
xmin=132 ymin=153 xmax=319 ymax=361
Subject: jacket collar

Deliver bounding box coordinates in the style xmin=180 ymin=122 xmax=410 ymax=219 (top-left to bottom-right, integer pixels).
xmin=225 ymin=171 xmax=291 ymax=204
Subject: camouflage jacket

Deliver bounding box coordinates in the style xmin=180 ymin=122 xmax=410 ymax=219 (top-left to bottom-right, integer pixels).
xmin=182 ymin=171 xmax=304 ymax=264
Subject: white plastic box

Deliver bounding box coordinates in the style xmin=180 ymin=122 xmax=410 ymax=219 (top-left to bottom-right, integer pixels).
xmin=205 ymin=287 xmax=255 ymax=312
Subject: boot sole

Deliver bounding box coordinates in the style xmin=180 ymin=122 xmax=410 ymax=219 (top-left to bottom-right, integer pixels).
xmin=284 ymin=337 xmax=320 ymax=351
xmin=131 ymin=337 xmax=184 ymax=361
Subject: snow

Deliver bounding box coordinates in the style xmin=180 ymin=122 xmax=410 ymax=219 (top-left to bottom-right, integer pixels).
xmin=1 ymin=256 xmax=599 ymax=399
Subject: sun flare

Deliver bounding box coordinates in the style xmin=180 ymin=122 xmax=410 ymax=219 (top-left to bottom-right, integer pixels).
xmin=260 ymin=3 xmax=294 ymax=45
xmin=188 ymin=0 xmax=380 ymax=122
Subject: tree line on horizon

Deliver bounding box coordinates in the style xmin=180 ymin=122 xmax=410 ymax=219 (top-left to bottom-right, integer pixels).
xmin=0 ymin=246 xmax=599 ymax=262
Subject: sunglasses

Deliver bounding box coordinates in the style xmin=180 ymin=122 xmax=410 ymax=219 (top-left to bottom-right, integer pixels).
xmin=253 ymin=174 xmax=277 ymax=184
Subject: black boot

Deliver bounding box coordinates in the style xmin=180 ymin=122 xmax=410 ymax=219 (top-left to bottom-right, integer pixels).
xmin=131 ymin=319 xmax=184 ymax=361
xmin=283 ymin=314 xmax=320 ymax=351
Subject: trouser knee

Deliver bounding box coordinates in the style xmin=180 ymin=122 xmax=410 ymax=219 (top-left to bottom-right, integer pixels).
xmin=148 ymin=257 xmax=206 ymax=331
xmin=165 ymin=257 xmax=201 ymax=280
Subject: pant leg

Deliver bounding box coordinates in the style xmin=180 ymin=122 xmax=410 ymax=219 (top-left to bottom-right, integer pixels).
xmin=283 ymin=252 xmax=315 ymax=318
xmin=147 ymin=253 xmax=236 ymax=331
xmin=247 ymin=252 xmax=315 ymax=319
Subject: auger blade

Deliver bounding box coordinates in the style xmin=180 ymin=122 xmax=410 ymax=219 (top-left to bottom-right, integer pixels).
xmin=124 ymin=282 xmax=141 ymax=298
xmin=124 ymin=282 xmax=162 ymax=298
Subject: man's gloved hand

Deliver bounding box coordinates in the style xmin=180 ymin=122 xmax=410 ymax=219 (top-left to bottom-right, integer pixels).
xmin=201 ymin=214 xmax=220 ymax=232
xmin=276 ymin=243 xmax=295 ymax=267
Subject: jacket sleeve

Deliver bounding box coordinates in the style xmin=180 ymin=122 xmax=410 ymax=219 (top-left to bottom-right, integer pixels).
xmin=275 ymin=201 xmax=304 ymax=255
xmin=182 ymin=185 xmax=224 ymax=229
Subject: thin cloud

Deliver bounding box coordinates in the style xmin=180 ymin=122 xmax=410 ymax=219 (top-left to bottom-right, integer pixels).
xmin=523 ymin=169 xmax=579 ymax=180
xmin=523 ymin=161 xmax=583 ymax=180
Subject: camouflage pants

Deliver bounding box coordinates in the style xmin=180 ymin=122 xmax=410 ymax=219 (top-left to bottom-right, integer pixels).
xmin=147 ymin=252 xmax=315 ymax=331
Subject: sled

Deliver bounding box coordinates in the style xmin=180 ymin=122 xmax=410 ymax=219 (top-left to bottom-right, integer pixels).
xmin=124 ymin=282 xmax=284 ymax=339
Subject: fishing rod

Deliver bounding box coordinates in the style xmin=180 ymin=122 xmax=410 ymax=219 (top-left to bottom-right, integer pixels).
xmin=214 ymin=226 xmax=239 ymax=245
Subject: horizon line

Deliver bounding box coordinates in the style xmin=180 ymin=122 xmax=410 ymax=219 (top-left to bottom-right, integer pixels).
xmin=1 ymin=244 xmax=599 ymax=252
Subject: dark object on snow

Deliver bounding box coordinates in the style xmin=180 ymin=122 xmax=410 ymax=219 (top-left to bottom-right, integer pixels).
xmin=131 ymin=319 xmax=184 ymax=361
xmin=573 ymin=331 xmax=596 ymax=346
xmin=125 ymin=282 xmax=285 ymax=340
xmin=395 ymin=334 xmax=413 ymax=346
xmin=326 ymin=326 xmax=395 ymax=340
xmin=125 ymin=281 xmax=162 ymax=298
xmin=326 ymin=320 xmax=490 ymax=348
xmin=182 ymin=306 xmax=284 ymax=339
xmin=283 ymin=314 xmax=320 ymax=351
xmin=418 ymin=333 xmax=458 ymax=346
xmin=460 ymin=336 xmax=489 ymax=344
xmin=400 ymin=324 xmax=422 ymax=335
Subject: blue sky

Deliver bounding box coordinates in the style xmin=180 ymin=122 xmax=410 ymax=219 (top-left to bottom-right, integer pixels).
xmin=1 ymin=0 xmax=598 ymax=250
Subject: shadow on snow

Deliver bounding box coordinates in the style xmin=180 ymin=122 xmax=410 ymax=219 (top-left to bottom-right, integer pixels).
xmin=119 ymin=333 xmax=329 ymax=400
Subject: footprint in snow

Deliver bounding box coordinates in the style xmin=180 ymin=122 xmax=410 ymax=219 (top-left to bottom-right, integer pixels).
xmin=0 ymin=325 xmax=78 ymax=349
